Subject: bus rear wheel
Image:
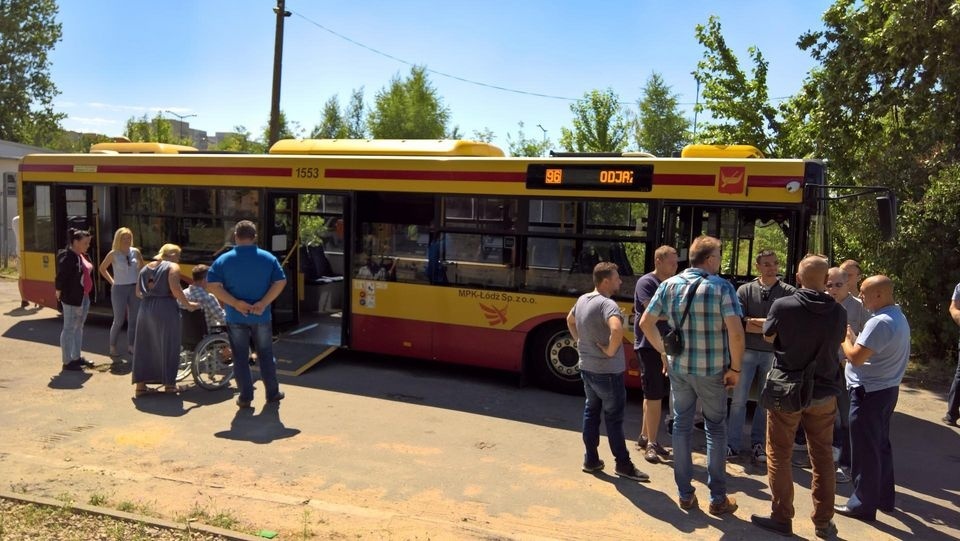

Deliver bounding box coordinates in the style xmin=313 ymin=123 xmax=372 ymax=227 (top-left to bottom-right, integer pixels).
xmin=528 ymin=322 xmax=583 ymax=395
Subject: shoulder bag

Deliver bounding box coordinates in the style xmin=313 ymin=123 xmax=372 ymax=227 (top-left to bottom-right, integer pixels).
xmin=662 ymin=277 xmax=704 ymax=356
xmin=760 ymin=357 xmax=817 ymax=413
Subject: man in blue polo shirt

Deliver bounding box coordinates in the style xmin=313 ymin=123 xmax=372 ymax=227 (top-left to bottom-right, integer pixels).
xmin=835 ymin=275 xmax=910 ymax=522
xmin=207 ymin=220 xmax=287 ymax=408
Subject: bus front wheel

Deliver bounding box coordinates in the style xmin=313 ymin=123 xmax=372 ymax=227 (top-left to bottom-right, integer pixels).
xmin=528 ymin=322 xmax=583 ymax=395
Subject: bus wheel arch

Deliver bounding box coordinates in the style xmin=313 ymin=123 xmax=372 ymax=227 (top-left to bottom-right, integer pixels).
xmin=525 ymin=321 xmax=583 ymax=395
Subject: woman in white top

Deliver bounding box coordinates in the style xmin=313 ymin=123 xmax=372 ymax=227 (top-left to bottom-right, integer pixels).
xmin=99 ymin=227 xmax=144 ymax=356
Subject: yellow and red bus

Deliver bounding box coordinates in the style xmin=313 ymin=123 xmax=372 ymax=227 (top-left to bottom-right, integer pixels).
xmin=16 ymin=139 xmax=894 ymax=393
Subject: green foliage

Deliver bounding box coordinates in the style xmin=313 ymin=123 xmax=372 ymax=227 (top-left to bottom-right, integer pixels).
xmin=46 ymin=131 xmax=111 ymax=152
xmin=261 ymin=110 xmax=304 ymax=144
xmin=693 ymin=16 xmax=779 ymax=155
xmin=635 ymin=72 xmax=691 ymax=156
xmin=506 ymin=122 xmax=551 ymax=157
xmin=471 ymin=127 xmax=495 ymax=143
xmin=559 ymin=89 xmax=630 ymax=152
xmin=123 ymin=113 xmax=179 ymax=144
xmin=367 ymin=66 xmax=450 ymax=139
xmin=216 ymin=125 xmax=266 ymax=153
xmin=0 ymin=0 xmax=65 ymax=146
xmin=311 ymin=88 xmax=366 ymax=139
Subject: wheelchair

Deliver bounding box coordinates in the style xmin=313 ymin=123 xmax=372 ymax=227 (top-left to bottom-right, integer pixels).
xmin=177 ymin=309 xmax=233 ymax=390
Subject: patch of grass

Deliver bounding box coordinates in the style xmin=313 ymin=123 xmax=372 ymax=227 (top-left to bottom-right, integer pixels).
xmin=904 ymin=356 xmax=955 ymax=390
xmin=178 ymin=501 xmax=243 ymax=531
xmin=88 ymin=492 xmax=109 ymax=506
xmin=115 ymin=499 xmax=159 ymax=517
xmin=300 ymin=507 xmax=314 ymax=539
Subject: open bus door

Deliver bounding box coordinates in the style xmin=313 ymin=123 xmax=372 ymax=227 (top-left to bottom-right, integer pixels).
xmin=265 ymin=192 xmax=299 ymax=331
xmin=54 ymin=185 xmax=101 ymax=302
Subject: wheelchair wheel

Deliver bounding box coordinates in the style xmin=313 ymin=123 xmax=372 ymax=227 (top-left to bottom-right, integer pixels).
xmin=177 ymin=348 xmax=194 ymax=382
xmin=191 ymin=334 xmax=233 ymax=390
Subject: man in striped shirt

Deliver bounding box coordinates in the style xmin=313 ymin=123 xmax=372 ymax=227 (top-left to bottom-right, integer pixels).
xmin=640 ymin=235 xmax=744 ymax=515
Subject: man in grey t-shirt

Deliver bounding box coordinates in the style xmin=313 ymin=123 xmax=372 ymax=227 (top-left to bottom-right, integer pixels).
xmin=567 ymin=262 xmax=648 ymax=482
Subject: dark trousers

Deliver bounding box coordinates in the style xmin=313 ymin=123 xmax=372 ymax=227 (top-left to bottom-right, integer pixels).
xmin=833 ymin=383 xmax=851 ymax=468
xmin=946 ymin=352 xmax=960 ymax=422
xmin=847 ymin=385 xmax=898 ymax=514
xmin=767 ymin=397 xmax=837 ymax=527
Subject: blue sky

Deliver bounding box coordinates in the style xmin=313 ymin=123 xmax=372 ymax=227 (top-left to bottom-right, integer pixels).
xmin=52 ymin=0 xmax=833 ymax=150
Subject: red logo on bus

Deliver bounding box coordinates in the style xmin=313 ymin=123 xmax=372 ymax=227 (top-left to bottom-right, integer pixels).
xmin=480 ymin=303 xmax=508 ymax=326
xmin=718 ymin=167 xmax=745 ymax=194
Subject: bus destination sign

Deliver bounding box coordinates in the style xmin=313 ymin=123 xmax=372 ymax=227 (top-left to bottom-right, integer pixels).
xmin=525 ymin=164 xmax=653 ymax=191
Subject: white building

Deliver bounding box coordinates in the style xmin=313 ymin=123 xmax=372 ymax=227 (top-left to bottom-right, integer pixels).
xmin=0 ymin=140 xmax=56 ymax=260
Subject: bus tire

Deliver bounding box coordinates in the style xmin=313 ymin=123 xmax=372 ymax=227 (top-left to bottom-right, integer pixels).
xmin=191 ymin=334 xmax=234 ymax=391
xmin=528 ymin=322 xmax=583 ymax=395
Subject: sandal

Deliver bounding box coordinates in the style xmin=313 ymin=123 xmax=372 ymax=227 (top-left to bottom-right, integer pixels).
xmin=134 ymin=386 xmax=156 ymax=398
xmin=163 ymin=385 xmax=183 ymax=394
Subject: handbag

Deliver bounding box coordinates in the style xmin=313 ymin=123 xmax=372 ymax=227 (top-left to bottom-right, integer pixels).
xmin=663 ymin=277 xmax=703 ymax=356
xmin=760 ymin=358 xmax=817 ymax=413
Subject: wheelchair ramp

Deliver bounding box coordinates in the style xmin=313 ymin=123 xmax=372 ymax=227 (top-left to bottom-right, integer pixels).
xmin=272 ymin=341 xmax=339 ymax=376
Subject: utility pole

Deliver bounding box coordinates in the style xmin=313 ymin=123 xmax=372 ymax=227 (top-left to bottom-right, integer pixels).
xmin=691 ymin=71 xmax=701 ymax=141
xmin=536 ymin=124 xmax=548 ymax=156
xmin=269 ymin=0 xmax=291 ymax=149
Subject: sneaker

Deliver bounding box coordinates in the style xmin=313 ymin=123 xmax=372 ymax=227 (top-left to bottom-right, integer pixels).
xmin=78 ymin=357 xmax=95 ymax=368
xmin=708 ymin=496 xmax=738 ymax=516
xmin=236 ymin=397 xmax=252 ymax=408
xmin=835 ymin=466 xmax=851 ymax=484
xmin=815 ymin=520 xmax=838 ymax=539
xmin=636 ymin=435 xmax=649 ymax=449
xmin=679 ymin=493 xmax=698 ymax=510
xmin=750 ymin=514 xmax=792 ymax=536
xmin=943 ymin=415 xmax=958 ymax=427
xmin=725 ymin=445 xmax=739 ymax=462
xmin=615 ymin=464 xmax=650 ymax=482
xmin=650 ymin=442 xmax=670 ymax=459
xmin=582 ymin=459 xmax=605 ymax=473
xmin=266 ymin=391 xmax=285 ymax=403
xmin=63 ymin=360 xmax=84 ymax=371
xmin=751 ymin=442 xmax=767 ymax=464
xmin=792 ymin=452 xmax=811 ymax=469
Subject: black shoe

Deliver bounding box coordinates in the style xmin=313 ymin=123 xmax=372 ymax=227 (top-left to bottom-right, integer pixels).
xmin=815 ymin=520 xmax=838 ymax=539
xmin=236 ymin=397 xmax=253 ymax=408
xmin=63 ymin=360 xmax=84 ymax=371
xmin=266 ymin=391 xmax=285 ymax=403
xmin=615 ymin=464 xmax=650 ymax=482
xmin=582 ymin=459 xmax=605 ymax=473
xmin=943 ymin=415 xmax=958 ymax=427
xmin=78 ymin=357 xmax=95 ymax=368
xmin=833 ymin=504 xmax=875 ymax=522
xmin=750 ymin=514 xmax=792 ymax=536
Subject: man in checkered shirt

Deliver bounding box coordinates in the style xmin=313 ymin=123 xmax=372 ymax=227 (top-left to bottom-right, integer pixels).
xmin=182 ymin=264 xmax=226 ymax=329
xmin=640 ymin=235 xmax=745 ymax=515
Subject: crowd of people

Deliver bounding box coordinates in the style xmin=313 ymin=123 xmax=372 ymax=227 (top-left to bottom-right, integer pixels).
xmin=53 ymin=220 xmax=287 ymax=407
xmin=568 ymin=235 xmax=918 ymax=539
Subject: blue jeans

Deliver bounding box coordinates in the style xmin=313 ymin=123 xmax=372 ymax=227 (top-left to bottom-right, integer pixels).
xmin=60 ymin=296 xmax=90 ymax=365
xmin=946 ymin=349 xmax=960 ymax=422
xmin=670 ymin=369 xmax=728 ymax=504
xmin=728 ymin=349 xmax=773 ymax=451
xmin=581 ymin=370 xmax=632 ymax=469
xmin=227 ymin=321 xmax=280 ymax=402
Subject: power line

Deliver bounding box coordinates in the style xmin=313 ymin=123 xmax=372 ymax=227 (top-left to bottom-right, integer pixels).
xmin=290 ymin=10 xmax=794 ymax=107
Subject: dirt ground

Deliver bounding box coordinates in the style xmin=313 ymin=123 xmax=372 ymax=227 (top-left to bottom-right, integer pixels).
xmin=0 ymin=277 xmax=958 ymax=540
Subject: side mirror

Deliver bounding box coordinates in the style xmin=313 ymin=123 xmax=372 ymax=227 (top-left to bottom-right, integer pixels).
xmin=877 ymin=194 xmax=897 ymax=241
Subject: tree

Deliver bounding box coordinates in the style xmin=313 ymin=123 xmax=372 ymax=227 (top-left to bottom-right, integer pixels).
xmin=216 ymin=125 xmax=266 ymax=153
xmin=123 ymin=113 xmax=177 ymax=143
xmin=559 ymin=89 xmax=629 ymax=153
xmin=311 ymin=95 xmax=348 ymax=139
xmin=367 ymin=66 xmax=450 ymax=139
xmin=261 ymin=111 xmax=303 ymax=144
xmin=471 ymin=128 xmax=494 ymax=143
xmin=506 ymin=122 xmax=551 ymax=157
xmin=693 ymin=16 xmax=779 ymax=156
xmin=0 ymin=0 xmax=64 ymax=146
xmin=344 ymin=87 xmax=366 ymax=139
xmin=635 ymin=72 xmax=691 ymax=156
xmin=786 ymin=0 xmax=960 ymax=358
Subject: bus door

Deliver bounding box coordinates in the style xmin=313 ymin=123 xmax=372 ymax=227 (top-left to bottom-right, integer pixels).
xmin=265 ymin=192 xmax=299 ymax=330
xmin=54 ymin=185 xmax=101 ymax=301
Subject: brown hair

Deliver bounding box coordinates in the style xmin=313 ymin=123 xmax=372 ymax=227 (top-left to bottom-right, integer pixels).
xmin=654 ymin=245 xmax=677 ymax=261
xmin=690 ymin=235 xmax=721 ymax=265
xmin=234 ymin=220 xmax=257 ymax=241
xmin=593 ymin=261 xmax=619 ymax=286
xmin=755 ymin=249 xmax=777 ymax=264
xmin=192 ymin=264 xmax=210 ymax=282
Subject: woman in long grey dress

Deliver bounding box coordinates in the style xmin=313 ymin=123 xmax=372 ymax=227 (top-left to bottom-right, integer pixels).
xmin=132 ymin=244 xmax=199 ymax=397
